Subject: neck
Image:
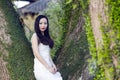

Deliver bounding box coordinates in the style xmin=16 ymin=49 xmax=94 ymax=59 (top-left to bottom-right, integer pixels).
xmin=41 ymin=32 xmax=44 ymax=36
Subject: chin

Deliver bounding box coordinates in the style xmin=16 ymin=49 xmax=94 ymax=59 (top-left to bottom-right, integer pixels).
xmin=41 ymin=30 xmax=45 ymax=32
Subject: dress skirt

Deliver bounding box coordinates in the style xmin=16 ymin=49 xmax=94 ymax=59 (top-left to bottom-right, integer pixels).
xmin=34 ymin=58 xmax=63 ymax=80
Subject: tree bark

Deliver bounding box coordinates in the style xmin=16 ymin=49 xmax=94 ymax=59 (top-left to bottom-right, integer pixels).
xmin=89 ymin=0 xmax=107 ymax=50
xmin=0 ymin=7 xmax=11 ymax=80
xmin=0 ymin=0 xmax=34 ymax=80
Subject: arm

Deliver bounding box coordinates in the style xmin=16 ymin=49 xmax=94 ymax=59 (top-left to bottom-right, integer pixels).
xmin=49 ymin=55 xmax=57 ymax=72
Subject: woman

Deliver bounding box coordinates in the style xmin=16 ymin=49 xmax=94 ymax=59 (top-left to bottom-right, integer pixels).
xmin=31 ymin=15 xmax=63 ymax=80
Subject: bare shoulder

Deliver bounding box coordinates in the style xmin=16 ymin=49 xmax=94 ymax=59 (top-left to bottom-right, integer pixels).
xmin=31 ymin=33 xmax=37 ymax=43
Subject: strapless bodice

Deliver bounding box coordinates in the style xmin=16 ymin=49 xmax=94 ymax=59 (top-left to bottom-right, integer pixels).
xmin=38 ymin=43 xmax=51 ymax=66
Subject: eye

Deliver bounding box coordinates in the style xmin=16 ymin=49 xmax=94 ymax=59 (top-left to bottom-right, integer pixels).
xmin=44 ymin=22 xmax=47 ymax=25
xmin=39 ymin=23 xmax=42 ymax=24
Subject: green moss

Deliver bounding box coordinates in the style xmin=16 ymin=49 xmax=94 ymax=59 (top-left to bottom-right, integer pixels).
xmin=60 ymin=29 xmax=89 ymax=79
xmin=0 ymin=0 xmax=35 ymax=79
xmin=84 ymin=14 xmax=97 ymax=77
xmin=103 ymin=0 xmax=120 ymax=79
xmin=56 ymin=0 xmax=90 ymax=79
xmin=93 ymin=0 xmax=120 ymax=79
xmin=55 ymin=0 xmax=120 ymax=79
xmin=85 ymin=0 xmax=120 ymax=80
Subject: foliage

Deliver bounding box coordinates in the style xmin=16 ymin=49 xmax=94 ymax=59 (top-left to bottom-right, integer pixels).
xmin=60 ymin=30 xmax=89 ymax=80
xmin=105 ymin=0 xmax=120 ymax=79
xmin=106 ymin=0 xmax=120 ymax=57
xmin=41 ymin=1 xmax=67 ymax=57
xmin=0 ymin=0 xmax=35 ymax=80
xmin=84 ymin=14 xmax=97 ymax=74
xmin=85 ymin=0 xmax=120 ymax=80
xmin=56 ymin=0 xmax=90 ymax=79
xmin=92 ymin=0 xmax=120 ymax=79
xmin=84 ymin=13 xmax=108 ymax=80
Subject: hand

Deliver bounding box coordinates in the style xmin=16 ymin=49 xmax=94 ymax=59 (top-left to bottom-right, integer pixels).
xmin=48 ymin=67 xmax=56 ymax=74
xmin=52 ymin=64 xmax=57 ymax=73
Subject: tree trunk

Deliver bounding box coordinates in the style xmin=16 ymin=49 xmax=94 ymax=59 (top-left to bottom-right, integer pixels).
xmin=56 ymin=2 xmax=92 ymax=79
xmin=89 ymin=0 xmax=119 ymax=80
xmin=0 ymin=0 xmax=34 ymax=80
xmin=0 ymin=5 xmax=11 ymax=80
xmin=89 ymin=0 xmax=107 ymax=49
xmin=56 ymin=0 xmax=119 ymax=80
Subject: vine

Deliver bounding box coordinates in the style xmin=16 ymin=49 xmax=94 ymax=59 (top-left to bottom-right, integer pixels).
xmin=87 ymin=0 xmax=120 ymax=80
xmin=105 ymin=0 xmax=120 ymax=79
xmin=79 ymin=0 xmax=120 ymax=80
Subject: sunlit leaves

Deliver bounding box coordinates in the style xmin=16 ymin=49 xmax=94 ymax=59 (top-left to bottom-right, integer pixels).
xmin=72 ymin=4 xmax=77 ymax=9
xmin=65 ymin=0 xmax=72 ymax=4
xmin=42 ymin=1 xmax=65 ymax=57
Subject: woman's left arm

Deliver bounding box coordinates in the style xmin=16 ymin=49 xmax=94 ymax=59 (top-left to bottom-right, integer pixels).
xmin=49 ymin=55 xmax=57 ymax=72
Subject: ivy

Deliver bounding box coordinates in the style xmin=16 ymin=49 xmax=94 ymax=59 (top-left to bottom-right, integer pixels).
xmin=84 ymin=14 xmax=97 ymax=76
xmin=106 ymin=0 xmax=120 ymax=79
xmin=83 ymin=0 xmax=120 ymax=80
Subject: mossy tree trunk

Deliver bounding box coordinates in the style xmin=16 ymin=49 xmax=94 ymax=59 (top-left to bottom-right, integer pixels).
xmin=55 ymin=1 xmax=91 ymax=80
xmin=89 ymin=0 xmax=112 ymax=79
xmin=56 ymin=0 xmax=120 ymax=80
xmin=89 ymin=0 xmax=119 ymax=80
xmin=0 ymin=0 xmax=34 ymax=80
xmin=0 ymin=4 xmax=11 ymax=79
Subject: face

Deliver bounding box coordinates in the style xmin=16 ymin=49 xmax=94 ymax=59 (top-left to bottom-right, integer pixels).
xmin=39 ymin=18 xmax=47 ymax=32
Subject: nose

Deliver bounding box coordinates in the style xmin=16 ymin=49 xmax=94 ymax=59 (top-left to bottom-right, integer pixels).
xmin=41 ymin=23 xmax=45 ymax=27
xmin=41 ymin=23 xmax=45 ymax=26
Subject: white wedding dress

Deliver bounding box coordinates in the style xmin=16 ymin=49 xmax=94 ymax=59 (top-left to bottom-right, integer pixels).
xmin=33 ymin=43 xmax=63 ymax=80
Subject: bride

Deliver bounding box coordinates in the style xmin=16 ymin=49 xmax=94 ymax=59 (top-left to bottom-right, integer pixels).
xmin=31 ymin=15 xmax=63 ymax=80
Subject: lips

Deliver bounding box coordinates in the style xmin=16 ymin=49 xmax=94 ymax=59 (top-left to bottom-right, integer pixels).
xmin=42 ymin=27 xmax=45 ymax=29
xmin=41 ymin=28 xmax=46 ymax=31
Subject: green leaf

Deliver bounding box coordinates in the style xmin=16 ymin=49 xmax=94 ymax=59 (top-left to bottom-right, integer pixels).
xmin=72 ymin=4 xmax=77 ymax=9
xmin=66 ymin=0 xmax=72 ymax=4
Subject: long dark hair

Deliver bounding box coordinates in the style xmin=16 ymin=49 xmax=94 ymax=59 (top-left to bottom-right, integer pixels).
xmin=34 ymin=15 xmax=54 ymax=48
